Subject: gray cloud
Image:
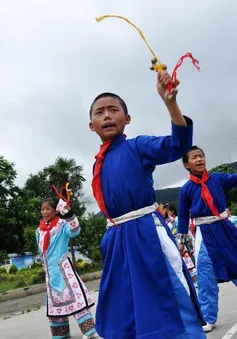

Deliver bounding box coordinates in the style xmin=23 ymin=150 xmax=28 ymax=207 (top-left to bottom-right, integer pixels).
xmin=1 ymin=0 xmax=237 ymax=212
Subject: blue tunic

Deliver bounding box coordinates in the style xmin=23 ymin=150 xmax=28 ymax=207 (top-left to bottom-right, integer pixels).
xmin=178 ymin=172 xmax=237 ymax=281
xmin=94 ymin=119 xmax=205 ymax=339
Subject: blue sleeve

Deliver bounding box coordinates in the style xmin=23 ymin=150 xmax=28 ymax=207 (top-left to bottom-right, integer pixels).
xmin=178 ymin=187 xmax=190 ymax=234
xmin=213 ymin=172 xmax=237 ymax=189
xmin=135 ymin=116 xmax=193 ymax=167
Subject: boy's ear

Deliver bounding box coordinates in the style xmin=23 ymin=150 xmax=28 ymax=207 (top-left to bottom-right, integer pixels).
xmin=125 ymin=114 xmax=131 ymax=125
xmin=89 ymin=122 xmax=95 ymax=131
xmin=184 ymin=163 xmax=190 ymax=170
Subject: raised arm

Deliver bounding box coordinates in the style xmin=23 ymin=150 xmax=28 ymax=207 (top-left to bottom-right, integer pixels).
xmin=136 ymin=116 xmax=193 ymax=167
xmin=213 ymin=172 xmax=237 ymax=190
xmin=63 ymin=210 xmax=81 ymax=238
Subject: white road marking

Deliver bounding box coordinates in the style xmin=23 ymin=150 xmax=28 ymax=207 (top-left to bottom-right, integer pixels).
xmin=222 ymin=322 xmax=237 ymax=339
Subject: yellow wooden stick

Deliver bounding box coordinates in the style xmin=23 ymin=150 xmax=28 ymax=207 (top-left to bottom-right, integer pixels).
xmin=95 ymin=15 xmax=165 ymax=72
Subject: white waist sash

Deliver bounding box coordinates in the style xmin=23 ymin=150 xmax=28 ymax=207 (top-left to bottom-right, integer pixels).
xmin=195 ymin=211 xmax=228 ymax=226
xmin=107 ymin=203 xmax=158 ymax=227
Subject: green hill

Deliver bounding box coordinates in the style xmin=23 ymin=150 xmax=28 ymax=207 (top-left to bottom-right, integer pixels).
xmin=155 ymin=186 xmax=180 ymax=206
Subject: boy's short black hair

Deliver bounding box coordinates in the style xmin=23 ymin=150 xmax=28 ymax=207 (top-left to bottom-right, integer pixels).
xmin=182 ymin=146 xmax=205 ymax=164
xmin=89 ymin=92 xmax=128 ymax=118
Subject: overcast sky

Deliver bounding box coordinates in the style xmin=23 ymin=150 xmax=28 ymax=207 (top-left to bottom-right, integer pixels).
xmin=1 ymin=0 xmax=237 ymax=213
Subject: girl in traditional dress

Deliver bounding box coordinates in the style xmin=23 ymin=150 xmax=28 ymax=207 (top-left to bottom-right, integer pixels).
xmin=36 ymin=198 xmax=100 ymax=339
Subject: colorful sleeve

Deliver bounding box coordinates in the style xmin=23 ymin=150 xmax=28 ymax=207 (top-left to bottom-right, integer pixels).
xmin=64 ymin=212 xmax=81 ymax=238
xmin=213 ymin=172 xmax=237 ymax=189
xmin=232 ymin=216 xmax=237 ymax=227
xmin=135 ymin=116 xmax=193 ymax=167
xmin=177 ymin=186 xmax=190 ymax=235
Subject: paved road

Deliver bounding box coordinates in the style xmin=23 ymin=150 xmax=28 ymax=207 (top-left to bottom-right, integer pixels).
xmin=0 ymin=281 xmax=236 ymax=338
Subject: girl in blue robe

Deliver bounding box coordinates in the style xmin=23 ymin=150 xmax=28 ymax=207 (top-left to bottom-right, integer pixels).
xmin=89 ymin=70 xmax=206 ymax=339
xmin=178 ymin=145 xmax=237 ymax=333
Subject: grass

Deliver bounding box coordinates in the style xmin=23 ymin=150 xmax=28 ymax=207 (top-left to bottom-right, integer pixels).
xmin=0 ymin=281 xmax=17 ymax=293
xmin=0 ymin=280 xmax=37 ymax=293
xmin=0 ymin=267 xmax=45 ymax=293
xmin=0 ymin=261 xmax=102 ymax=294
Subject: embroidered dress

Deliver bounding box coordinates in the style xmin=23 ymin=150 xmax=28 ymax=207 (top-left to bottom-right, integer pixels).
xmin=36 ymin=215 xmax=94 ymax=317
xmin=178 ymin=172 xmax=237 ymax=324
xmin=168 ymin=216 xmax=197 ymax=286
xmin=92 ymin=118 xmax=206 ymax=339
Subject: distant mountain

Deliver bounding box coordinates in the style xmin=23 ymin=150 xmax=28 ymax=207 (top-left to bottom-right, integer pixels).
xmin=155 ymin=186 xmax=181 ymax=206
xmin=228 ymin=162 xmax=237 ymax=170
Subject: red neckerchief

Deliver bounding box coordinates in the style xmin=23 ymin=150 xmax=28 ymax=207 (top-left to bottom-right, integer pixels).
xmin=39 ymin=216 xmax=60 ymax=255
xmin=91 ymin=140 xmax=116 ymax=225
xmin=190 ymin=169 xmax=221 ymax=218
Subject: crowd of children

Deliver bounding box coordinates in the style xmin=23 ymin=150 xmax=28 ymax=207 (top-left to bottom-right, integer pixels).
xmin=33 ymin=63 xmax=237 ymax=338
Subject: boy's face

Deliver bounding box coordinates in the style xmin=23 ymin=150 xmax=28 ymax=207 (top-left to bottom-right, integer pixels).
xmin=184 ymin=149 xmax=206 ymax=175
xmin=89 ymin=97 xmax=131 ymax=141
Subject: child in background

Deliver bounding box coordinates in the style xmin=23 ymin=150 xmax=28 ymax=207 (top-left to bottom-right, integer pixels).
xmin=227 ymin=208 xmax=237 ymax=226
xmin=167 ymin=204 xmax=197 ymax=287
xmin=178 ymin=145 xmax=237 ymax=332
xmin=36 ymin=198 xmax=100 ymax=339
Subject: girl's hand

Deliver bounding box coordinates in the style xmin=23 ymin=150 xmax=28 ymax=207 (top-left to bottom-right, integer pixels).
xmin=64 ymin=204 xmax=71 ymax=212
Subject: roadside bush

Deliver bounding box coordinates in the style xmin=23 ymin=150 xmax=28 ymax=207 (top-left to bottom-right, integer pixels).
xmin=31 ymin=271 xmax=45 ymax=284
xmin=20 ymin=267 xmax=29 ymax=273
xmin=15 ymin=279 xmax=28 ymax=288
xmin=9 ymin=265 xmax=18 ymax=274
xmin=0 ymin=267 xmax=7 ymax=274
xmin=31 ymin=262 xmax=42 ymax=269
xmin=75 ymin=260 xmax=102 ymax=275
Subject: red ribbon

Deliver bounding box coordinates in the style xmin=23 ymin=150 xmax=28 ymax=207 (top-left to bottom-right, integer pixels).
xmin=167 ymin=52 xmax=200 ymax=92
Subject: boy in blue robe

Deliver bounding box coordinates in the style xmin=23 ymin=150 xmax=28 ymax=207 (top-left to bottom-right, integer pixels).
xmin=178 ymin=145 xmax=237 ymax=333
xmin=89 ymin=71 xmax=206 ymax=339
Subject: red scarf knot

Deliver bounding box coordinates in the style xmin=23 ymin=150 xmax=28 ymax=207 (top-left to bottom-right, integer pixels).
xmin=39 ymin=216 xmax=60 ymax=256
xmin=190 ymin=169 xmax=221 ymax=218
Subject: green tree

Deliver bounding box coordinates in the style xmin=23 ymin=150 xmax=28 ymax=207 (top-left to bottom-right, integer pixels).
xmin=23 ymin=227 xmax=38 ymax=254
xmin=0 ymin=250 xmax=9 ymax=263
xmin=76 ymin=213 xmax=107 ymax=263
xmin=0 ymin=156 xmax=25 ymax=253
xmin=230 ymin=202 xmax=237 ymax=215
xmin=24 ymin=157 xmax=87 ymax=217
xmin=24 ymin=170 xmax=50 ymax=199
xmin=209 ymin=163 xmax=237 ymax=207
